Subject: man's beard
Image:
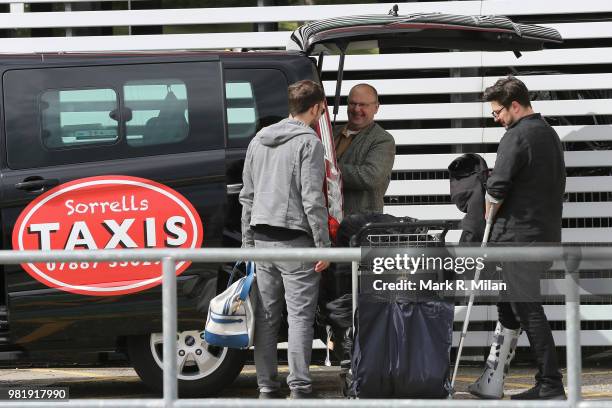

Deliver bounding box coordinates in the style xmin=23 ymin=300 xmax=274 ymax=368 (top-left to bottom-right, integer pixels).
xmin=503 ymin=116 xmax=515 ymax=129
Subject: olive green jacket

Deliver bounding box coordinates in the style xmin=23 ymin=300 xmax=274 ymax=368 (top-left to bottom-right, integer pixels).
xmin=334 ymin=122 xmax=395 ymax=216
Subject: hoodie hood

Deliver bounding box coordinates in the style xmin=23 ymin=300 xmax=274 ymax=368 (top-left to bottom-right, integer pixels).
xmin=448 ymin=153 xmax=489 ymax=181
xmin=448 ymin=154 xmax=489 ymax=242
xmin=258 ymin=118 xmax=315 ymax=147
xmin=448 ymin=153 xmax=489 ymax=213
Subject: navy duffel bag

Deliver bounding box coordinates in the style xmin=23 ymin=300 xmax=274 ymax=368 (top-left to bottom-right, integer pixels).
xmin=349 ymin=295 xmax=454 ymax=398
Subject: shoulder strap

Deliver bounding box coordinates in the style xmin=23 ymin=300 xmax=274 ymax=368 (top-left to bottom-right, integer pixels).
xmin=226 ymin=261 xmax=242 ymax=288
xmin=238 ymin=261 xmax=255 ymax=301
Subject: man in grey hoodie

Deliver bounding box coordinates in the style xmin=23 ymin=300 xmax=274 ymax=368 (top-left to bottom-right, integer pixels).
xmin=240 ymin=80 xmax=331 ymax=399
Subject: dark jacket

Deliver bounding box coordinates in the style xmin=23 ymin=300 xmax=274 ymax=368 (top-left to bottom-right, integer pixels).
xmin=333 ymin=123 xmax=395 ymax=216
xmin=487 ymin=113 xmax=566 ymax=243
xmin=448 ymin=154 xmax=489 ymax=243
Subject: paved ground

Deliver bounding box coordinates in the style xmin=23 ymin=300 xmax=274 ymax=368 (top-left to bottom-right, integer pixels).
xmin=1 ymin=364 xmax=611 ymax=400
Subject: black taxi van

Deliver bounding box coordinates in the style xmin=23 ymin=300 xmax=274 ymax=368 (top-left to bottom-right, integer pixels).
xmin=0 ymin=13 xmax=560 ymax=396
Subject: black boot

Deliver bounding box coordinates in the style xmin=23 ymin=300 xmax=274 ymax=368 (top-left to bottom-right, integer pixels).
xmin=511 ymin=383 xmax=566 ymax=400
xmin=512 ymin=303 xmax=565 ymax=399
xmin=333 ymin=327 xmax=353 ymax=397
xmin=288 ymin=389 xmax=313 ymax=399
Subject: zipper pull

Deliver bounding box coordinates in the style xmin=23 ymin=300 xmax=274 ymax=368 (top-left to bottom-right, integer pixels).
xmin=231 ymin=296 xmax=244 ymax=315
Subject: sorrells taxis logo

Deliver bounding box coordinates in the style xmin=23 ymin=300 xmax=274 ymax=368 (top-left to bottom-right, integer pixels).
xmin=12 ymin=176 xmax=203 ymax=296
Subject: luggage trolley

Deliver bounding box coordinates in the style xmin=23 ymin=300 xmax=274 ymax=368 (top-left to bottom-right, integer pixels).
xmin=349 ymin=218 xmax=453 ymax=326
xmin=347 ymin=217 xmax=455 ymax=398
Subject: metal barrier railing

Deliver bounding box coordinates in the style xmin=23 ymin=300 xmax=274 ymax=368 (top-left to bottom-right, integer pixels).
xmin=0 ymin=246 xmax=610 ymax=408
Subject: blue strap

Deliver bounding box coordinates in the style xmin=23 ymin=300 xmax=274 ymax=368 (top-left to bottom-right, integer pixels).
xmin=238 ymin=261 xmax=255 ymax=301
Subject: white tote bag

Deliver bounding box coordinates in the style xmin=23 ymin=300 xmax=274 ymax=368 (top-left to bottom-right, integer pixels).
xmin=204 ymin=261 xmax=256 ymax=349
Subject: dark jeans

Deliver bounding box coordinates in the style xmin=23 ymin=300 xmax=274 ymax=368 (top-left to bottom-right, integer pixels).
xmin=497 ymin=301 xmax=563 ymax=388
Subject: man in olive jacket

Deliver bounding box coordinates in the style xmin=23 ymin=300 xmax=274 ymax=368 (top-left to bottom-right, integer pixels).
xmin=334 ymin=84 xmax=395 ymax=216
xmin=329 ymin=84 xmax=395 ymax=388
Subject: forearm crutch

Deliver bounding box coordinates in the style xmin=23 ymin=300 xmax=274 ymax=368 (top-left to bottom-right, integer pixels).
xmin=451 ymin=204 xmax=498 ymax=389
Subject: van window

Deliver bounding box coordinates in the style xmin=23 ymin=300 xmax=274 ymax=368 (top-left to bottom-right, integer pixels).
xmin=3 ymin=62 xmax=223 ymax=169
xmin=41 ymin=88 xmax=119 ymax=149
xmin=224 ymin=69 xmax=289 ymax=148
xmin=226 ymin=82 xmax=257 ymax=142
xmin=124 ymin=81 xmax=189 ymax=147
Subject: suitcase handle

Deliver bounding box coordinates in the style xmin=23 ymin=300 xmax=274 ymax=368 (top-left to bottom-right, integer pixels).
xmin=349 ymin=218 xmax=455 ymax=247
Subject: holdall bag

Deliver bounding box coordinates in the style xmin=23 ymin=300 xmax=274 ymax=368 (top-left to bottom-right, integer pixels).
xmin=204 ymin=261 xmax=256 ymax=349
xmin=349 ymin=295 xmax=454 ymax=398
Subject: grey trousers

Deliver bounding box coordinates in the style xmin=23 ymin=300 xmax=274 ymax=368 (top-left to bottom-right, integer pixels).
xmin=253 ymin=236 xmax=320 ymax=393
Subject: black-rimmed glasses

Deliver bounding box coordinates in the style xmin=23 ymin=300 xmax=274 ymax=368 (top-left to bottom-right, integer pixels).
xmin=491 ymin=106 xmax=506 ymax=118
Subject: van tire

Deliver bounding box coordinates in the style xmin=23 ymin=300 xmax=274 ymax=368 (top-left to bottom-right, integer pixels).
xmin=127 ymin=331 xmax=246 ymax=397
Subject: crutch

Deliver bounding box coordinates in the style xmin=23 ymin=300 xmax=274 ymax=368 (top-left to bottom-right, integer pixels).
xmin=450 ymin=203 xmax=499 ymax=389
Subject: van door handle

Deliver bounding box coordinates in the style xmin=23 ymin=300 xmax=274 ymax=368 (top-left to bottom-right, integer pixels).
xmin=227 ymin=183 xmax=243 ymax=195
xmin=15 ymin=178 xmax=59 ymax=192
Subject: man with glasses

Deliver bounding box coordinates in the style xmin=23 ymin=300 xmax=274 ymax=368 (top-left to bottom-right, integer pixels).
xmin=468 ymin=76 xmax=566 ymax=400
xmin=327 ymin=84 xmax=394 ymax=391
xmin=334 ymin=84 xmax=395 ymax=216
xmin=240 ymin=80 xmax=331 ymax=399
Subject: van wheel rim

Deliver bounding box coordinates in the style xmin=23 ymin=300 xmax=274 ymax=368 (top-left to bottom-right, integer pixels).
xmin=150 ymin=330 xmax=227 ymax=380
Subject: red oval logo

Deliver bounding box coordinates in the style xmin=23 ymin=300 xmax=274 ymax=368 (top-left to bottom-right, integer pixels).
xmin=12 ymin=175 xmax=204 ymax=296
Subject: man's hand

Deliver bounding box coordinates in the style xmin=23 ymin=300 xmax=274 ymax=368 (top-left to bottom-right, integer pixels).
xmin=485 ymin=200 xmax=502 ymax=223
xmin=485 ymin=192 xmax=504 ymax=222
xmin=315 ymin=261 xmax=330 ymax=273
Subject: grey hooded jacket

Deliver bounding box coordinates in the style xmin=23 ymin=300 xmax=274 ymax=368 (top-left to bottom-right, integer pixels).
xmin=240 ymin=118 xmax=331 ymax=248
